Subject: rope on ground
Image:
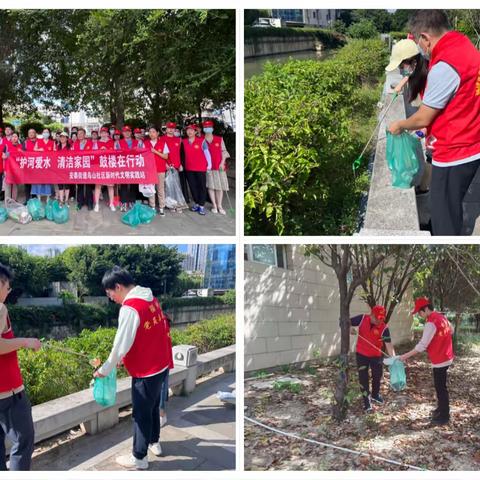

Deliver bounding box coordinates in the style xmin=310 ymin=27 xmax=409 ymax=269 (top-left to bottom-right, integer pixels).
xmin=244 ymin=415 xmax=426 ymax=471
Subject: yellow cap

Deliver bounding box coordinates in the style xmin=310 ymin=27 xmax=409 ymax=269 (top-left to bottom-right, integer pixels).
xmin=385 ymin=39 xmax=420 ymax=72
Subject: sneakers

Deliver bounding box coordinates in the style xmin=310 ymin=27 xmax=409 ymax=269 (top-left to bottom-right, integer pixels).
xmin=120 ymin=203 xmax=127 ymax=212
xmin=160 ymin=414 xmax=167 ymax=428
xmin=371 ymin=394 xmax=384 ymax=405
xmin=198 ymin=206 xmax=206 ymax=215
xmin=115 ymin=453 xmax=148 ymax=470
xmin=211 ymin=207 xmax=218 ymax=214
xmin=218 ymin=207 xmax=226 ymax=215
xmin=363 ymin=397 xmax=373 ymax=413
xmin=94 ymin=203 xmax=99 ymax=213
xmin=109 ymin=203 xmax=116 ymax=212
xmin=148 ymin=442 xmax=163 ymax=456
xmin=158 ymin=208 xmax=165 ymax=217
xmin=190 ymin=204 xmax=200 ymax=212
xmin=431 ymin=416 xmax=450 ymax=426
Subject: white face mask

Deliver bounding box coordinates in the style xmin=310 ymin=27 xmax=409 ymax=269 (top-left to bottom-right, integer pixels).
xmin=204 ymin=127 xmax=214 ymax=134
xmin=174 ymin=131 xmax=181 ymax=137
xmin=43 ymin=132 xmax=50 ymax=139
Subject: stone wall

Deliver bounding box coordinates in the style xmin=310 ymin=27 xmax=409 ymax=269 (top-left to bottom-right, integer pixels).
xmin=244 ymin=245 xmax=414 ymax=372
xmin=245 ymin=35 xmax=321 ymax=58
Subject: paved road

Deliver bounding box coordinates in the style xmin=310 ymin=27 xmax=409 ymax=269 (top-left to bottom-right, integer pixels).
xmin=32 ymin=373 xmax=235 ymax=471
xmin=0 ymin=193 xmax=235 ymax=236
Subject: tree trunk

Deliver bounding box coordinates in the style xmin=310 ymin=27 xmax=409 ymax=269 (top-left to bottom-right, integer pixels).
xmin=332 ymin=277 xmax=351 ymax=422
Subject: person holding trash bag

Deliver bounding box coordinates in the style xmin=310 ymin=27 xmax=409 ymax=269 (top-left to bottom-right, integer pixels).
xmin=0 ymin=263 xmax=41 ymax=471
xmin=388 ymin=10 xmax=480 ymax=236
xmin=93 ymin=266 xmax=173 ymax=470
xmin=399 ymin=297 xmax=454 ymax=425
xmin=350 ymin=305 xmax=396 ymax=412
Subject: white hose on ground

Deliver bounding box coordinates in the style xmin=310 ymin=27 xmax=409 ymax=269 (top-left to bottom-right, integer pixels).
xmin=244 ymin=416 xmax=426 ymax=471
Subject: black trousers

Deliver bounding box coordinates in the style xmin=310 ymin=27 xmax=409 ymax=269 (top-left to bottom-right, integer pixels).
xmin=120 ymin=184 xmax=136 ymax=204
xmin=77 ymin=184 xmax=93 ymax=208
xmin=356 ymin=353 xmax=383 ymax=401
xmin=24 ymin=184 xmax=31 ymax=202
xmin=430 ymin=159 xmax=480 ymax=235
xmin=131 ymin=369 xmax=168 ymax=459
xmin=433 ymin=366 xmax=450 ymax=418
xmin=186 ymin=171 xmax=207 ymax=206
xmin=0 ymin=391 xmax=35 ymax=471
xmin=179 ymin=170 xmax=191 ymax=203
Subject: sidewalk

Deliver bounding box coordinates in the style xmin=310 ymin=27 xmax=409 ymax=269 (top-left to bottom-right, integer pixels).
xmin=31 ymin=372 xmax=235 ymax=471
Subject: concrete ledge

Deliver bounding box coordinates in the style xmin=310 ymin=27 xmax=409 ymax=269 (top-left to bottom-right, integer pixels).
xmin=360 ymin=71 xmax=430 ymax=236
xmin=30 ymin=345 xmax=235 ymax=444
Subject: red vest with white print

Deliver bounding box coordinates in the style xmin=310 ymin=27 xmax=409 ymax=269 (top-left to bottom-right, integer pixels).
xmin=0 ymin=315 xmax=24 ymax=393
xmin=426 ymin=311 xmax=454 ymax=364
xmin=144 ymin=138 xmax=168 ymax=173
xmin=72 ymin=139 xmax=92 ymax=151
xmin=182 ymin=137 xmax=207 ymax=172
xmin=36 ymin=138 xmax=56 ymax=151
xmin=428 ymin=31 xmax=480 ymax=165
xmin=356 ymin=315 xmax=387 ymax=358
xmin=206 ymin=135 xmax=224 ymax=170
xmin=122 ymin=297 xmax=173 ymax=378
xmin=163 ymin=135 xmax=181 ymax=169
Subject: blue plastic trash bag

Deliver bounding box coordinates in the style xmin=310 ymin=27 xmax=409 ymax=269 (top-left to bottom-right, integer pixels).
xmin=46 ymin=198 xmax=54 ymax=221
xmin=52 ymin=200 xmax=69 ymax=224
xmin=389 ymin=358 xmax=406 ymax=391
xmin=27 ymin=198 xmax=46 ymax=221
xmin=0 ymin=207 xmax=7 ymax=223
xmin=386 ymin=131 xmax=421 ymax=188
xmin=93 ymin=368 xmax=117 ymax=407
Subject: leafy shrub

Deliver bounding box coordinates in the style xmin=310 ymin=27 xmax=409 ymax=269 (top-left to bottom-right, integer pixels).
xmin=20 ymin=121 xmax=44 ymax=138
xmin=347 ymin=19 xmax=379 ymax=39
xmin=244 ymin=39 xmax=388 ymax=235
xmin=18 ymin=313 xmax=235 ymax=405
xmin=389 ymin=31 xmax=409 ymax=41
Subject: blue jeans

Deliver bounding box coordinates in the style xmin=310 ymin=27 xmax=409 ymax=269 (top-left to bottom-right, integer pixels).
xmin=160 ymin=369 xmax=169 ymax=411
xmin=0 ymin=391 xmax=35 ymax=471
xmin=131 ymin=369 xmax=168 ymax=460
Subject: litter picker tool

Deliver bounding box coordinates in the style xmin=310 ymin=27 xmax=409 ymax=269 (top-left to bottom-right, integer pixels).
xmin=42 ymin=341 xmax=91 ymax=362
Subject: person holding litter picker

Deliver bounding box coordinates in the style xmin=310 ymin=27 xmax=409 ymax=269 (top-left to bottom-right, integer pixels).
xmin=351 ymin=305 xmax=395 ymax=413
xmin=0 ymin=263 xmax=41 ymax=471
xmin=93 ymin=266 xmax=173 ymax=470
xmin=399 ymin=297 xmax=454 ymax=425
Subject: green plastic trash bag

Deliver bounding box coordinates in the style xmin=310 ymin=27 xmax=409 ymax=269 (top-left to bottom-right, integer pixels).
xmin=0 ymin=207 xmax=7 ymax=223
xmin=388 ymin=358 xmax=406 ymax=391
xmin=46 ymin=198 xmax=54 ymax=221
xmin=121 ymin=202 xmax=155 ymax=228
xmin=386 ymin=131 xmax=421 ymax=188
xmin=52 ymin=200 xmax=69 ymax=224
xmin=93 ymin=368 xmax=117 ymax=407
xmin=27 ymin=198 xmax=46 ymax=221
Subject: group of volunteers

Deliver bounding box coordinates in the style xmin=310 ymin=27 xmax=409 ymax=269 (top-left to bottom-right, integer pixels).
xmin=0 ymin=120 xmax=231 ymax=216
xmin=1 ymin=263 xmax=174 ymax=471
xmin=351 ymin=297 xmax=454 ymax=426
xmin=386 ymin=9 xmax=480 ymax=236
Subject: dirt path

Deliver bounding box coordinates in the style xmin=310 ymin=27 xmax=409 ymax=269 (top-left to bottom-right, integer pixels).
xmin=245 ymin=341 xmax=480 ymax=471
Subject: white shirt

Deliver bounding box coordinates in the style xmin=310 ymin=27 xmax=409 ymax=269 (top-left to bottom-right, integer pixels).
xmin=414 ymin=321 xmax=454 ymax=368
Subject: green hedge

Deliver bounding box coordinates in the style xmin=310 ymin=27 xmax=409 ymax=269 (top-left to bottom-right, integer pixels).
xmin=389 ymin=31 xmax=409 ymax=41
xmin=245 ymin=26 xmax=345 ymax=49
xmin=18 ymin=313 xmax=235 ymax=405
xmin=244 ymin=39 xmax=388 ymax=235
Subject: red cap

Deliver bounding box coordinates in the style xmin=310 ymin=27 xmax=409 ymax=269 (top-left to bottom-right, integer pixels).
xmin=100 ymin=127 xmax=109 ymax=133
xmin=371 ymin=305 xmax=386 ymax=321
xmin=134 ymin=128 xmax=142 ymax=134
xmin=114 ymin=129 xmax=121 ymax=135
xmin=203 ymin=120 xmax=214 ymax=128
xmin=186 ymin=124 xmax=198 ymax=130
xmin=122 ymin=125 xmax=131 ymax=132
xmin=412 ymin=297 xmax=430 ymax=315
xmin=166 ymin=122 xmax=177 ymax=129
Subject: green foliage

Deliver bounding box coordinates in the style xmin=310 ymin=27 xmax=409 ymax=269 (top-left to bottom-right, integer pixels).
xmin=162 ymin=295 xmax=231 ymax=309
xmin=170 ymin=271 xmax=203 ymax=297
xmin=220 ymin=289 xmax=235 ymax=305
xmin=20 ymin=121 xmax=44 ymax=138
xmin=19 ymin=314 xmax=235 ymax=405
xmin=244 ymin=9 xmax=270 ymax=27
xmin=389 ymin=31 xmax=409 ymax=41
xmin=347 ymin=19 xmax=379 ymax=39
xmin=244 ymin=39 xmax=388 ymax=235
xmin=170 ymin=313 xmax=235 ymax=354
xmin=273 ymin=380 xmax=302 ymax=394
xmin=331 ymin=20 xmax=346 ymax=34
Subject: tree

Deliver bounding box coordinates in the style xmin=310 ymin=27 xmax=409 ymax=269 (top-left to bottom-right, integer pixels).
xmin=390 ymin=10 xmax=415 ymax=32
xmin=348 ymin=19 xmax=379 ymax=39
xmin=244 ymin=10 xmax=270 ymax=27
xmin=305 ymin=245 xmax=386 ymax=421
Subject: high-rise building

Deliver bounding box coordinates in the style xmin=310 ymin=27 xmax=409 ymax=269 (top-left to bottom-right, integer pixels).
xmin=182 ymin=244 xmax=209 ymax=273
xmin=204 ymin=244 xmax=236 ymax=290
xmin=270 ymin=9 xmax=339 ymax=28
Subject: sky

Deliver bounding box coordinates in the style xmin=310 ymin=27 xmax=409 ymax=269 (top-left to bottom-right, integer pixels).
xmin=20 ymin=244 xmax=190 ymax=256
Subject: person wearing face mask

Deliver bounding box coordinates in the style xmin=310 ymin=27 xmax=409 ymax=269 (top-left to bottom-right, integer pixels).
xmin=350 ymin=305 xmax=396 ymax=413
xmin=72 ymin=128 xmax=93 ymax=211
xmin=3 ymin=133 xmax=22 ymax=203
xmin=22 ymin=129 xmax=39 ymax=203
xmin=388 ymin=10 xmax=480 ymax=236
xmin=94 ymin=127 xmax=115 ymax=213
xmin=31 ymin=128 xmax=55 ymax=201
xmin=203 ymin=120 xmax=230 ymax=214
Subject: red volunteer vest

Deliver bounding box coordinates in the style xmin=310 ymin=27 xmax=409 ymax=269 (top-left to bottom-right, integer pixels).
xmin=428 ymin=31 xmax=480 ymax=165
xmin=97 ymin=139 xmax=114 ymax=150
xmin=72 ymin=139 xmax=92 ymax=151
xmin=24 ymin=139 xmax=37 ymax=152
xmin=426 ymin=311 xmax=454 ymax=364
xmin=183 ymin=137 xmax=208 ymax=172
xmin=356 ymin=314 xmax=387 ymax=358
xmin=163 ymin=135 xmax=181 ymax=169
xmin=206 ymin=135 xmax=224 ymax=170
xmin=0 ymin=315 xmax=24 ymax=393
xmin=144 ymin=138 xmax=168 ymax=173
xmin=118 ymin=138 xmax=135 ymax=150
xmin=122 ymin=296 xmax=173 ymax=378
xmin=36 ymin=138 xmax=55 ymax=151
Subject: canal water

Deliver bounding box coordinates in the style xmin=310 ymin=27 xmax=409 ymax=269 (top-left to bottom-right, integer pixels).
xmin=245 ymin=49 xmax=335 ymax=79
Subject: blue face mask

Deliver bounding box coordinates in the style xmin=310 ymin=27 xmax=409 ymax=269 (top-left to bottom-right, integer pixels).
xmin=203 ymin=127 xmax=214 ymax=134
xmin=417 ymin=43 xmax=430 ymax=60
xmin=400 ymin=65 xmax=415 ymax=77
